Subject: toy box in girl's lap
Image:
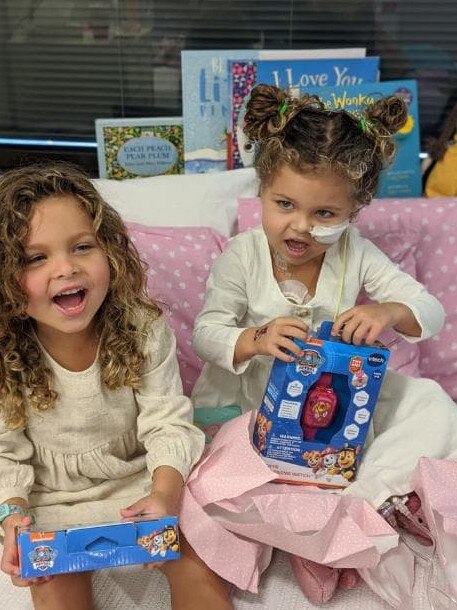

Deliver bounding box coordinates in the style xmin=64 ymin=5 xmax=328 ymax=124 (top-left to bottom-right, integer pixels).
xmin=253 ymin=322 xmax=389 ymax=489
xmin=17 ymin=516 xmax=180 ymax=578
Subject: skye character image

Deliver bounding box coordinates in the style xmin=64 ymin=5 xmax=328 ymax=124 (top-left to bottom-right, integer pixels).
xmin=255 ymin=413 xmax=272 ymax=453
xmin=302 ymin=449 xmax=321 ymax=472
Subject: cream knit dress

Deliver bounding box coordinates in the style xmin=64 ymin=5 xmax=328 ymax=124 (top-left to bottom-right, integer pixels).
xmin=0 ymin=316 xmax=205 ymax=528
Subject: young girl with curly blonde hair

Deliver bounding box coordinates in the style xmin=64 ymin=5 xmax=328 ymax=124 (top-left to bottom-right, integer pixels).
xmin=0 ymin=163 xmax=232 ymax=610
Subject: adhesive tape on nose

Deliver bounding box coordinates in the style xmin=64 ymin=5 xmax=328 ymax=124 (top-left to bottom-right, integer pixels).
xmin=310 ymin=220 xmax=350 ymax=244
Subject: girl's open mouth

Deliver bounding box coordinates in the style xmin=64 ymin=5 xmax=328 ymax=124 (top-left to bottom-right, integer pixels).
xmin=285 ymin=239 xmax=309 ymax=257
xmin=52 ymin=288 xmax=88 ymax=315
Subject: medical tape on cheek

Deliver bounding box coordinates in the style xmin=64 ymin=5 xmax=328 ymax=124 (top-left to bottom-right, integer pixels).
xmin=310 ymin=220 xmax=350 ymax=244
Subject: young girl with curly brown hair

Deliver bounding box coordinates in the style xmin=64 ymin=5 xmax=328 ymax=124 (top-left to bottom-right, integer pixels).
xmin=0 ymin=163 xmax=232 ymax=610
xmin=182 ymin=84 xmax=457 ymax=605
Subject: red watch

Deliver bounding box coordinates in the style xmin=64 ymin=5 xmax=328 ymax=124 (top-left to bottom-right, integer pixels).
xmin=301 ymin=373 xmax=338 ymax=441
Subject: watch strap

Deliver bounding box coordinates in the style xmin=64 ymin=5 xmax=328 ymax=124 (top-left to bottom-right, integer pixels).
xmin=0 ymin=503 xmax=30 ymax=525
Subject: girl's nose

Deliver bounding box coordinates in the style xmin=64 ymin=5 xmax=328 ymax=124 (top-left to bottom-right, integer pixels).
xmin=53 ymin=255 xmax=77 ymax=278
xmin=291 ymin=215 xmax=312 ymax=234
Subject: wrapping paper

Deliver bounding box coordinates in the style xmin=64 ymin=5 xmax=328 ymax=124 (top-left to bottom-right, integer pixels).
xmin=180 ymin=413 xmax=398 ymax=592
xmin=413 ymin=456 xmax=457 ymax=598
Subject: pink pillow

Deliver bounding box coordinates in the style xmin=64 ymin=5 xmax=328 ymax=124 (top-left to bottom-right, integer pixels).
xmin=237 ymin=196 xmax=421 ymax=377
xmin=354 ymin=204 xmax=420 ymax=377
xmin=127 ymin=223 xmax=228 ymax=395
xmin=398 ymin=198 xmax=457 ymax=399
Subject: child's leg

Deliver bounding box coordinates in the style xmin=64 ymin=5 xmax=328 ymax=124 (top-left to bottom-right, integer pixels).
xmin=161 ymin=535 xmax=233 ymax=610
xmin=31 ymin=571 xmax=94 ymax=610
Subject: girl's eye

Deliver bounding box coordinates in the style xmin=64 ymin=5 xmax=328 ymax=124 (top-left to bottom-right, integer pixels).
xmin=276 ymin=200 xmax=293 ymax=210
xmin=75 ymin=243 xmax=94 ymax=252
xmin=315 ymin=210 xmax=335 ymax=219
xmin=26 ymin=254 xmax=45 ymax=265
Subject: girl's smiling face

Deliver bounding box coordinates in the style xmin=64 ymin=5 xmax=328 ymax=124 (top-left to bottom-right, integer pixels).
xmin=21 ymin=195 xmax=111 ymax=345
xmin=261 ymin=165 xmax=357 ymax=267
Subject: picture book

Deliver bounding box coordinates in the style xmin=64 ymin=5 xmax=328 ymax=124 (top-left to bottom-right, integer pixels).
xmin=230 ymin=56 xmax=380 ymax=169
xmin=181 ymin=48 xmax=366 ymax=174
xmin=308 ymin=80 xmax=422 ymax=198
xmin=95 ymin=117 xmax=184 ymax=180
xmin=256 ymin=57 xmax=380 ymax=91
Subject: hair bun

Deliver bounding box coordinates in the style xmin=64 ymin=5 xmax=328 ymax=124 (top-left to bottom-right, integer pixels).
xmin=243 ymin=84 xmax=288 ymax=141
xmin=366 ymin=95 xmax=408 ymax=135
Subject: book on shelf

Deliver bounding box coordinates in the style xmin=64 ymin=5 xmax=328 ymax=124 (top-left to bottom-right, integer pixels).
xmin=307 ymin=79 xmax=422 ymax=198
xmin=181 ymin=48 xmax=366 ymax=174
xmin=95 ymin=117 xmax=184 ymax=180
xmin=230 ymin=56 xmax=380 ymax=170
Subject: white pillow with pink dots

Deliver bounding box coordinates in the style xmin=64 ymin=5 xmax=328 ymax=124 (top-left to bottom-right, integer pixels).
xmin=127 ymin=222 xmax=228 ymax=395
xmin=360 ymin=198 xmax=457 ymax=400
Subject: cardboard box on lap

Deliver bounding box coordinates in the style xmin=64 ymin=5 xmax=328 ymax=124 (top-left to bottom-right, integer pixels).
xmin=253 ymin=322 xmax=389 ymax=489
xmin=18 ymin=516 xmax=180 ymax=578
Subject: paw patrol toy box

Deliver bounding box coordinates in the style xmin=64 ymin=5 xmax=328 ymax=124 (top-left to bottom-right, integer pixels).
xmin=253 ymin=322 xmax=389 ymax=489
xmin=18 ymin=516 xmax=180 ymax=578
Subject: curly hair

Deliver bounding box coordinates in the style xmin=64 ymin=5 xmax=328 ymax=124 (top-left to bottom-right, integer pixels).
xmin=0 ymin=162 xmax=161 ymax=429
xmin=243 ymin=84 xmax=408 ymax=206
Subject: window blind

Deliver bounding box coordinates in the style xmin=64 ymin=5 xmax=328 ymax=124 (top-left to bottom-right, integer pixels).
xmin=1 ymin=0 xmax=456 ymax=157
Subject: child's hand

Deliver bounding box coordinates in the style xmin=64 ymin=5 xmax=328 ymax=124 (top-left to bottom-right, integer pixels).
xmin=120 ymin=491 xmax=178 ymax=571
xmin=332 ymin=303 xmax=415 ymax=345
xmin=1 ymin=515 xmax=52 ymax=587
xmin=252 ymin=316 xmax=309 ymax=362
xmin=120 ymin=490 xmax=177 ymax=522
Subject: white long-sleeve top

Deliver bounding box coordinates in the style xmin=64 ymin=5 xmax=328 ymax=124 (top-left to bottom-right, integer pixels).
xmin=191 ymin=226 xmax=444 ymax=412
xmin=0 ymin=316 xmax=205 ymax=526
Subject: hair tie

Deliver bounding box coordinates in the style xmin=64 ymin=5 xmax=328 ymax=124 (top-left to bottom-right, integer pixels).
xmin=279 ymin=100 xmax=289 ymax=116
xmin=359 ymin=117 xmax=373 ymax=134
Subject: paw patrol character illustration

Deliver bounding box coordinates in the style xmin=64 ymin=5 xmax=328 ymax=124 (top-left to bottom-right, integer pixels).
xmin=163 ymin=525 xmax=180 ymax=553
xmin=318 ymin=447 xmax=339 ymax=476
xmin=336 ymin=445 xmax=361 ymax=481
xmin=296 ymin=350 xmax=325 ymax=376
xmin=351 ymin=369 xmax=368 ymax=389
xmin=302 ymin=449 xmax=322 ymax=473
xmin=255 ymin=413 xmax=272 ymax=453
xmin=138 ymin=531 xmax=167 ymax=557
xmin=28 ymin=545 xmax=58 ymax=572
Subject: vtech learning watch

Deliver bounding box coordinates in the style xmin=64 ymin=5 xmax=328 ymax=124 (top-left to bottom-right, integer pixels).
xmin=301 ymin=372 xmax=338 ymax=441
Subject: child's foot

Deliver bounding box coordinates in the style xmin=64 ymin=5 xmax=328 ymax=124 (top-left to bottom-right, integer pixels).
xmin=338 ymin=567 xmax=360 ymax=590
xmin=289 ymin=555 xmax=360 ymax=603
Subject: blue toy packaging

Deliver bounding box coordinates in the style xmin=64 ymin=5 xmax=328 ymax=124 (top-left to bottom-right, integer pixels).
xmin=253 ymin=322 xmax=390 ymax=489
xmin=18 ymin=516 xmax=180 ymax=578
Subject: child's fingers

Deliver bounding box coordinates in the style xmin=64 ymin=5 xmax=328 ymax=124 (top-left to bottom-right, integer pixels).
xmin=120 ymin=497 xmax=149 ymax=517
xmin=272 ymin=317 xmax=309 ymax=333
xmin=351 ymin=321 xmax=372 ymax=345
xmin=278 ymin=336 xmax=305 ymax=358
xmin=269 ymin=346 xmax=295 ymax=363
xmin=11 ymin=574 xmax=45 ymax=588
xmin=1 ymin=524 xmax=21 ymax=578
xmin=339 ymin=320 xmax=358 ymax=344
xmin=332 ymin=310 xmax=355 ymax=336
xmin=281 ymin=325 xmax=309 ymax=342
xmin=363 ymin=324 xmax=384 ymax=346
